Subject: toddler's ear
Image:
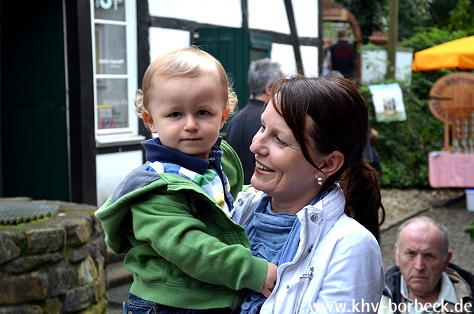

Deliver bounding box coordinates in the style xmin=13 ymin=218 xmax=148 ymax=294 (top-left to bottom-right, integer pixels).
xmin=142 ymin=111 xmax=157 ymax=133
xmin=220 ymin=106 xmax=231 ymax=129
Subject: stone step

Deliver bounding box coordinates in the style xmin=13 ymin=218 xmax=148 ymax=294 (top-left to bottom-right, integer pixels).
xmin=106 ymin=261 xmax=132 ymax=309
xmin=106 ymin=260 xmax=133 ymax=289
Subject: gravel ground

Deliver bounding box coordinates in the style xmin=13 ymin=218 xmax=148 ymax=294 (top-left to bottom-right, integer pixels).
xmin=381 ymin=188 xmax=465 ymax=227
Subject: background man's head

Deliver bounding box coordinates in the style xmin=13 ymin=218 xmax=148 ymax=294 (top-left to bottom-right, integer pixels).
xmin=394 ymin=216 xmax=452 ymax=299
xmin=248 ymin=58 xmax=283 ymax=100
xmin=338 ymin=29 xmax=348 ymax=39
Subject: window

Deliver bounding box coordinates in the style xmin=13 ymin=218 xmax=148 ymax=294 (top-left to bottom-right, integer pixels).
xmin=91 ymin=0 xmax=143 ymax=146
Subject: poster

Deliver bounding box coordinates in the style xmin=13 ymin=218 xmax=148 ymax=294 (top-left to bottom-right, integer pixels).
xmin=368 ymin=83 xmax=406 ymax=122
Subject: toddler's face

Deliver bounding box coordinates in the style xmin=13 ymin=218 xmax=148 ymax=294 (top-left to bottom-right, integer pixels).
xmin=143 ymin=73 xmax=229 ymax=159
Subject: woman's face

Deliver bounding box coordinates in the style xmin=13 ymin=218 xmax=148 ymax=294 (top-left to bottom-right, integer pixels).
xmin=250 ymin=100 xmax=321 ymax=210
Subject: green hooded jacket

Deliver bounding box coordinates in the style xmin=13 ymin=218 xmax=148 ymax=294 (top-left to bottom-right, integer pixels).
xmin=95 ymin=140 xmax=267 ymax=310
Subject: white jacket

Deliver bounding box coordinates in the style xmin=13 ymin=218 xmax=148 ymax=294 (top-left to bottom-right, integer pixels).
xmin=233 ymin=184 xmax=385 ymax=313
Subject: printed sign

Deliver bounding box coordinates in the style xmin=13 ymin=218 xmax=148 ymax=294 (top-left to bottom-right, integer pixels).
xmin=369 ymin=83 xmax=406 ymax=122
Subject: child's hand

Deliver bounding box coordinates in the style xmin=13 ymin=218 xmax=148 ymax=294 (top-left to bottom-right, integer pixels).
xmin=260 ymin=262 xmax=278 ymax=297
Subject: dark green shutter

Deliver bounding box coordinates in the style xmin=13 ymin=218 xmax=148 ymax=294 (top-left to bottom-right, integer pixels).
xmin=196 ymin=27 xmax=272 ymax=133
xmin=250 ymin=32 xmax=272 ymax=61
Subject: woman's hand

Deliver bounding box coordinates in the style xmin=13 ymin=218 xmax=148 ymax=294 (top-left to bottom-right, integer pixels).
xmin=260 ymin=262 xmax=278 ymax=297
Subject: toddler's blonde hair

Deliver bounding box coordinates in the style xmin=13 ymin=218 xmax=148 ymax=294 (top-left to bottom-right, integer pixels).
xmin=135 ymin=46 xmax=237 ymax=128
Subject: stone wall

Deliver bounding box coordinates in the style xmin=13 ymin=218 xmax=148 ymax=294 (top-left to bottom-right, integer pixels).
xmin=0 ymin=199 xmax=108 ymax=314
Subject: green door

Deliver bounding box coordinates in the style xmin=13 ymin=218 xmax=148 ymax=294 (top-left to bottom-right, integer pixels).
xmin=250 ymin=32 xmax=273 ymax=61
xmin=1 ymin=0 xmax=69 ymax=201
xmin=196 ymin=27 xmax=272 ymax=133
xmin=197 ymin=27 xmax=251 ymax=117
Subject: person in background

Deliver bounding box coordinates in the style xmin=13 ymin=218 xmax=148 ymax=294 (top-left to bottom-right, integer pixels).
xmin=364 ymin=126 xmax=382 ymax=177
xmin=233 ymin=75 xmax=385 ymax=313
xmin=327 ymin=28 xmax=354 ymax=79
xmin=379 ymin=216 xmax=473 ymax=314
xmin=226 ymin=58 xmax=284 ymax=185
xmin=95 ymin=46 xmax=277 ymax=314
xmin=322 ymin=36 xmax=334 ymax=77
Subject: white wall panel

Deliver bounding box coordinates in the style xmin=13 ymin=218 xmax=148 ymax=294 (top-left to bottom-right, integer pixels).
xmin=248 ymin=0 xmax=289 ymax=33
xmin=96 ymin=150 xmax=143 ymax=207
xmin=271 ymin=43 xmax=297 ymax=75
xmin=149 ymin=27 xmax=191 ymax=62
xmin=300 ymin=45 xmax=319 ymax=77
xmin=148 ymin=0 xmax=241 ymax=27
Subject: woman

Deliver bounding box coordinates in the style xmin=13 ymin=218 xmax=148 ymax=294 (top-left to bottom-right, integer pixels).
xmin=232 ymin=75 xmax=385 ymax=313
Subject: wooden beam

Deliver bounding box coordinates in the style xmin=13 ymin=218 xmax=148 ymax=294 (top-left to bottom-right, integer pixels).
xmin=241 ymin=0 xmax=248 ymax=28
xmin=387 ymin=0 xmax=399 ymax=79
xmin=284 ymin=0 xmax=304 ymax=75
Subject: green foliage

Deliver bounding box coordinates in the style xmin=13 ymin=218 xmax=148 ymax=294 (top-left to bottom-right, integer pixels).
xmin=398 ymin=0 xmax=473 ymax=40
xmin=333 ymin=0 xmax=473 ymax=41
xmin=398 ymin=0 xmax=434 ymax=40
xmin=467 ymin=222 xmax=474 ymax=242
xmin=428 ymin=0 xmax=459 ymax=27
xmin=400 ymin=27 xmax=473 ymax=51
xmin=448 ymin=0 xmax=474 ymax=31
xmin=361 ymin=79 xmax=444 ymax=188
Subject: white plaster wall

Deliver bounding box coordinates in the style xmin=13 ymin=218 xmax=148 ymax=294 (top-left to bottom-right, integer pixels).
xmin=300 ymin=45 xmax=319 ymax=77
xmin=271 ymin=43 xmax=296 ymax=75
xmin=271 ymin=43 xmax=319 ymax=77
xmin=248 ymin=0 xmax=289 ymax=34
xmin=361 ymin=48 xmax=414 ymax=84
xmin=248 ymin=0 xmax=318 ymax=37
xmin=149 ymin=27 xmax=191 ymax=62
xmin=96 ymin=150 xmax=143 ymax=207
xmin=148 ymin=0 xmax=242 ymax=27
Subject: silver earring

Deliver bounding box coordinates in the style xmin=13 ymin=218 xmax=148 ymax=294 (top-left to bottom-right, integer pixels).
xmin=318 ymin=177 xmax=323 ymax=185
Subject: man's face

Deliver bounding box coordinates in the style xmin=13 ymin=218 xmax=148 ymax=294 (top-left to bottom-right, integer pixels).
xmin=394 ymin=221 xmax=452 ymax=300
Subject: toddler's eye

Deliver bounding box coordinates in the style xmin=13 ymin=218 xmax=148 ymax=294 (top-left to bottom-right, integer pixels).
xmin=197 ymin=110 xmax=209 ymax=116
xmin=169 ymin=112 xmax=182 ymax=117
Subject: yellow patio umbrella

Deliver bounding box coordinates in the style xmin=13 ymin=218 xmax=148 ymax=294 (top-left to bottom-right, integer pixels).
xmin=412 ymin=36 xmax=474 ymax=71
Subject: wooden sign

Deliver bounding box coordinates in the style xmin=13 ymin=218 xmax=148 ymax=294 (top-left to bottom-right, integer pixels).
xmin=429 ymin=72 xmax=474 ymax=152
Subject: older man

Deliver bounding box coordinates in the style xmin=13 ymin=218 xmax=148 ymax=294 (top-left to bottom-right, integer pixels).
xmin=379 ymin=216 xmax=473 ymax=314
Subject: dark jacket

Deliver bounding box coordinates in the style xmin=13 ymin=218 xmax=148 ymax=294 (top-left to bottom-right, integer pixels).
xmin=329 ymin=40 xmax=354 ymax=78
xmin=226 ymin=99 xmax=265 ymax=184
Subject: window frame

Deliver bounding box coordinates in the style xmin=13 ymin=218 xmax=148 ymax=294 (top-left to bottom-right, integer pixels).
xmin=90 ymin=0 xmax=142 ymax=147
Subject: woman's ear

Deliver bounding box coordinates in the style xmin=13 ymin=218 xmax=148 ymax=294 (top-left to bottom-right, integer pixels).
xmin=317 ymin=151 xmax=344 ymax=178
xmin=141 ymin=111 xmax=157 ymax=133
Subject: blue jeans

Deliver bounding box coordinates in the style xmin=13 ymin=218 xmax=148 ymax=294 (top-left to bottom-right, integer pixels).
xmin=123 ymin=294 xmax=233 ymax=314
